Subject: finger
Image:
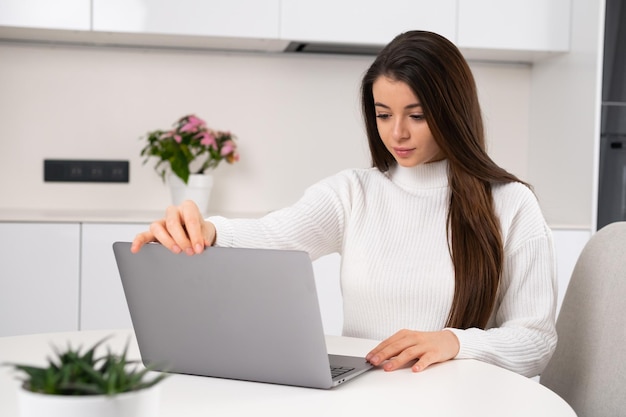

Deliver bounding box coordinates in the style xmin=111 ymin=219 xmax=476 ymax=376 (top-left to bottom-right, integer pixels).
xmin=367 ymin=341 xmax=402 ymax=365
xmin=179 ymin=200 xmax=208 ymax=254
xmin=366 ymin=340 xmax=395 ymax=365
xmin=164 ymin=205 xmax=195 ymax=255
xmin=382 ymin=345 xmax=423 ymax=371
xmin=149 ymin=219 xmax=184 ymax=254
xmin=130 ymin=231 xmax=156 ymax=253
xmin=411 ymin=352 xmax=437 ymax=373
xmin=366 ymin=330 xmax=413 ymax=365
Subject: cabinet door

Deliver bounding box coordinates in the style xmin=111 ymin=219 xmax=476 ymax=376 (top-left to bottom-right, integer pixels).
xmin=312 ymin=253 xmax=343 ymax=336
xmin=0 ymin=222 xmax=80 ymax=336
xmin=0 ymin=0 xmax=90 ymax=30
xmin=280 ymin=0 xmax=456 ymax=46
xmin=457 ymin=0 xmax=571 ymax=52
xmin=80 ymin=223 xmax=149 ymax=330
xmin=92 ymin=0 xmax=280 ymax=39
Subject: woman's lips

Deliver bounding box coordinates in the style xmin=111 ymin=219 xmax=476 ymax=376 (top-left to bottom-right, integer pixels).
xmin=394 ymin=147 xmax=415 ymax=158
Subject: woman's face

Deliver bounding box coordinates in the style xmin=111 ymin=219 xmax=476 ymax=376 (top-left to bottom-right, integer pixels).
xmin=372 ymin=76 xmax=444 ymax=167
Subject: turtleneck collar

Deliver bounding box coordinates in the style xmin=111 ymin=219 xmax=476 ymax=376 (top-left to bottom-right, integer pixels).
xmin=388 ymin=159 xmax=449 ymax=192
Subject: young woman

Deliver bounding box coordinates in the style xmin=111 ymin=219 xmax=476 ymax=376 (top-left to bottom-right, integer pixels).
xmin=132 ymin=31 xmax=557 ymax=378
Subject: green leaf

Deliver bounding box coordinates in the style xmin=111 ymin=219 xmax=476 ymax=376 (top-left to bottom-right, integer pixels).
xmin=2 ymin=334 xmax=168 ymax=396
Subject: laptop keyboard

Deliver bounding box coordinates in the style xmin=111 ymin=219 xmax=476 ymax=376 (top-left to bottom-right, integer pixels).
xmin=331 ymin=366 xmax=355 ymax=379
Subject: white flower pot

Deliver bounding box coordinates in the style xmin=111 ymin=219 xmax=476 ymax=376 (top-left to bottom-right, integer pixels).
xmin=17 ymin=385 xmax=160 ymax=417
xmin=169 ymin=173 xmax=214 ymax=214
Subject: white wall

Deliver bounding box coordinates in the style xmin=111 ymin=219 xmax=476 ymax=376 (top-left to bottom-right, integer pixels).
xmin=528 ymin=0 xmax=605 ymax=229
xmin=0 ymin=42 xmax=531 ymax=215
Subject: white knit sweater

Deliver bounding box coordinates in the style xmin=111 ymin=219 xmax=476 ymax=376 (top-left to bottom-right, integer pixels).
xmin=209 ymin=159 xmax=557 ymax=377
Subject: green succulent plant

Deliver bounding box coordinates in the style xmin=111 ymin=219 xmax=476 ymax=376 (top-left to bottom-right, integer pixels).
xmin=4 ymin=336 xmax=167 ymax=396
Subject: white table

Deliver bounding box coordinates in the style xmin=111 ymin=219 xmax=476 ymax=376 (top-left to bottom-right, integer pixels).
xmin=0 ymin=330 xmax=576 ymax=417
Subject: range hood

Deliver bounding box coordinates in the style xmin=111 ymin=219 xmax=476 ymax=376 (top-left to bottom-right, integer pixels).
xmin=285 ymin=41 xmax=382 ymax=56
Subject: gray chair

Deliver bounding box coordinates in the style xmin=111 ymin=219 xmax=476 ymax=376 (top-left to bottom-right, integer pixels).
xmin=540 ymin=221 xmax=626 ymax=417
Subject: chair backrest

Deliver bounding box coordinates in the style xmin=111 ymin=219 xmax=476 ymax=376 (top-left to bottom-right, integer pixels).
xmin=540 ymin=221 xmax=626 ymax=417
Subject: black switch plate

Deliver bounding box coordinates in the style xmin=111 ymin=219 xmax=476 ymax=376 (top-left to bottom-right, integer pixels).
xmin=44 ymin=159 xmax=129 ymax=183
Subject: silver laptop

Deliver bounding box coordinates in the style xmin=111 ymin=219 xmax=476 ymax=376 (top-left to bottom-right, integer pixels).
xmin=112 ymin=242 xmax=373 ymax=389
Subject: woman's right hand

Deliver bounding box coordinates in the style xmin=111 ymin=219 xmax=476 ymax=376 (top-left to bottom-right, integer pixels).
xmin=130 ymin=200 xmax=216 ymax=255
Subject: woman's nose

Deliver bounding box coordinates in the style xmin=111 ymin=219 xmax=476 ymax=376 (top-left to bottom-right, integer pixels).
xmin=392 ymin=120 xmax=409 ymax=141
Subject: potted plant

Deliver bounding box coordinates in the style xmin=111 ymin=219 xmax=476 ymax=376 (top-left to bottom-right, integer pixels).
xmin=140 ymin=114 xmax=240 ymax=213
xmin=4 ymin=336 xmax=167 ymax=417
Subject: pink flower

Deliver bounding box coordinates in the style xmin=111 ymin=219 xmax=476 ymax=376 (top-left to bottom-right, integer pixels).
xmin=179 ymin=115 xmax=206 ymax=133
xmin=197 ymin=131 xmax=217 ymax=149
xmin=220 ymin=140 xmax=236 ymax=156
xmin=173 ymin=134 xmax=182 ymax=143
xmin=179 ymin=122 xmax=197 ymax=133
xmin=188 ymin=115 xmax=206 ymax=127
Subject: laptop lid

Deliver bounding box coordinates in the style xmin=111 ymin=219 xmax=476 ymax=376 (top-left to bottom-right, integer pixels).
xmin=112 ymin=242 xmax=372 ymax=389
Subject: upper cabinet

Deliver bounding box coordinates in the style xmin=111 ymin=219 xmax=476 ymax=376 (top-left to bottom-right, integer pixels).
xmin=0 ymin=0 xmax=90 ymax=31
xmin=91 ymin=0 xmax=286 ymax=52
xmin=457 ymin=0 xmax=571 ymax=59
xmin=93 ymin=0 xmax=279 ymax=39
xmin=280 ymin=0 xmax=456 ymax=47
xmin=279 ymin=0 xmax=571 ymax=60
xmin=0 ymin=0 xmax=572 ymax=62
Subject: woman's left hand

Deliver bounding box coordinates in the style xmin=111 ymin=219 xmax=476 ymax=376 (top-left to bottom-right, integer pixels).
xmin=366 ymin=329 xmax=460 ymax=372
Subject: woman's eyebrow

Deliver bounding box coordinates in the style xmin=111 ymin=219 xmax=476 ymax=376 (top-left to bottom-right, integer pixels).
xmin=374 ymin=102 xmax=422 ymax=110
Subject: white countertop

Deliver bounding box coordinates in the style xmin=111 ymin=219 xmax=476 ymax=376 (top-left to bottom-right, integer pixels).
xmin=0 ymin=209 xmax=265 ymax=223
xmin=0 ymin=330 xmax=577 ymax=417
xmin=0 ymin=208 xmax=164 ymax=223
xmin=0 ymin=209 xmax=591 ymax=231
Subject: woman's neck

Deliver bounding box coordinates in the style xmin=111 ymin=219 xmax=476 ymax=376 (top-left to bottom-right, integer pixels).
xmin=389 ymin=159 xmax=449 ymax=191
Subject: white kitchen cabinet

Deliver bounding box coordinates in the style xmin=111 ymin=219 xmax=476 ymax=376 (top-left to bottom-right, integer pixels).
xmin=0 ymin=0 xmax=90 ymax=30
xmin=280 ymin=0 xmax=457 ymax=47
xmin=457 ymin=0 xmax=571 ymax=53
xmin=80 ymin=222 xmax=150 ymax=331
xmin=312 ymin=253 xmax=343 ymax=336
xmin=0 ymin=222 xmax=80 ymax=336
xmin=92 ymin=0 xmax=280 ymax=40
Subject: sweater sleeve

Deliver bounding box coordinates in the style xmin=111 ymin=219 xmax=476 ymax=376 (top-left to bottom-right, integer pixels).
xmin=207 ymin=172 xmax=354 ymax=261
xmin=448 ymin=224 xmax=558 ymax=378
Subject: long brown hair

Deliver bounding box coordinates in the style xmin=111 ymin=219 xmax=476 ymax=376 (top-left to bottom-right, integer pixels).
xmin=361 ymin=31 xmax=526 ymax=329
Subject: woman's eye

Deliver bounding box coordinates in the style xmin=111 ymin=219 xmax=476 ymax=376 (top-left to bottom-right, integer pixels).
xmin=376 ymin=114 xmax=390 ymax=120
xmin=410 ymin=114 xmax=425 ymax=120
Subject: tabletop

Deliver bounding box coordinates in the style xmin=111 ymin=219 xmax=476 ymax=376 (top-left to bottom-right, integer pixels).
xmin=0 ymin=329 xmax=576 ymax=417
